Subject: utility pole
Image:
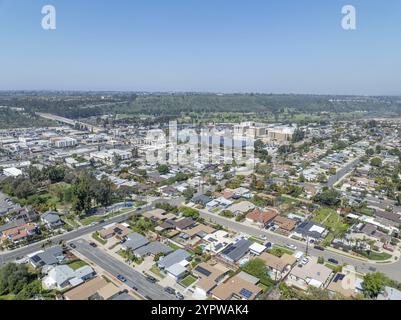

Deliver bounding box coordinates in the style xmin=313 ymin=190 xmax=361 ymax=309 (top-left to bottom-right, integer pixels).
xmin=306 ymin=235 xmax=309 ymax=257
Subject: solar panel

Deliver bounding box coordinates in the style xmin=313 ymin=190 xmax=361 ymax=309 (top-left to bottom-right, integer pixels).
xmin=239 ymin=288 xmax=253 ymax=299
xmin=195 ymin=266 xmax=211 ymax=277
xmin=31 ymin=255 xmax=41 ymax=263
xmin=334 ymin=274 xmax=345 ymax=282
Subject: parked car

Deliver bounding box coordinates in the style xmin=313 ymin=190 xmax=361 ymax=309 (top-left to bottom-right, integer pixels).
xmin=286 ymin=244 xmax=297 ymax=250
xmin=117 ymin=275 xmax=127 ymax=282
xmin=176 ymin=292 xmax=184 ymax=300
xmin=328 ymin=258 xmax=339 ymax=265
xmin=146 ymin=275 xmax=157 ymax=283
xmin=69 ymin=243 xmax=76 ymax=249
xmin=164 ymin=287 xmax=175 ymax=295
xmin=265 ymin=242 xmax=273 ymax=249
xmin=89 ymin=242 xmax=97 ymax=248
xmin=301 ymin=257 xmax=309 ymax=265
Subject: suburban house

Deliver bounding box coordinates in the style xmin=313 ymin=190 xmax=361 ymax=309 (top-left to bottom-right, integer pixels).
xmin=249 ymin=242 xmax=267 ymax=256
xmin=142 ymin=209 xmax=168 ymax=221
xmin=273 ymin=215 xmax=298 ymax=232
xmin=220 ymin=239 xmax=252 ymax=263
xmin=41 ymin=211 xmax=63 ymax=229
xmin=327 ymin=272 xmax=357 ymax=298
xmin=121 ymin=232 xmax=149 ymax=251
xmin=64 ymin=276 xmax=123 ymax=300
xmin=246 ymin=208 xmax=278 ymax=227
xmin=193 ymin=262 xmax=230 ymax=298
xmin=211 ymin=271 xmax=262 ymax=300
xmin=294 ymin=221 xmax=328 ymax=241
xmin=0 ymin=222 xmax=39 ymax=244
xmin=202 ymin=230 xmax=234 ymax=254
xmin=43 ymin=265 xmax=96 ymax=290
xmin=181 ymin=223 xmax=216 ymax=240
xmin=228 ymin=201 xmax=255 ymax=216
xmin=29 ymin=246 xmax=65 ymax=269
xmin=157 ymin=249 xmax=192 ymax=280
xmin=259 ymin=252 xmax=297 ymax=281
xmin=192 ymin=195 xmax=212 ymax=207
xmin=99 ymin=223 xmax=131 ymax=240
xmin=377 ymin=286 xmax=401 ymax=300
xmin=286 ymin=258 xmax=333 ymax=290
xmin=133 ymin=241 xmax=173 ymax=258
xmin=206 ymin=197 xmax=233 ymax=209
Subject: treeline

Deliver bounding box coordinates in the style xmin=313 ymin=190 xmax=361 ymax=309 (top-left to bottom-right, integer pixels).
xmin=1 ymin=93 xmax=401 ymax=121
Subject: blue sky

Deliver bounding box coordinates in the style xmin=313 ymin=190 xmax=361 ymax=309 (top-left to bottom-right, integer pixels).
xmin=0 ymin=0 xmax=400 ymax=94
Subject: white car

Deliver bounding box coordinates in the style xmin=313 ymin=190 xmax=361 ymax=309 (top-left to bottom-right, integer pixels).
xmin=260 ymin=235 xmax=267 ymax=240
xmin=301 ymin=258 xmax=309 ymax=265
xmin=286 ymin=244 xmax=297 ymax=250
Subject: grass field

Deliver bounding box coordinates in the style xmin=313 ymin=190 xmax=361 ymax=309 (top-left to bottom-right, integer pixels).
xmin=92 ymin=232 xmax=107 ymax=245
xmin=180 ymin=275 xmax=197 ymax=287
xmin=67 ymin=260 xmax=88 ymax=270
xmin=80 ymin=208 xmax=131 ymax=226
xmin=149 ymin=265 xmax=165 ymax=279
xmin=313 ymin=207 xmax=349 ymax=241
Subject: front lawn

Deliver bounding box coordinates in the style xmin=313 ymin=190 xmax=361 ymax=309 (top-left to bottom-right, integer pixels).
xmin=67 ymin=260 xmax=88 ymax=270
xmin=149 ymin=265 xmax=165 ymax=279
xmin=92 ymin=232 xmax=107 ymax=245
xmin=180 ymin=274 xmax=197 ymax=287
xmin=313 ymin=207 xmax=349 ymax=244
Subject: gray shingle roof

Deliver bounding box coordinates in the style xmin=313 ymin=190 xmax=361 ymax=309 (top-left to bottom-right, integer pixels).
xmin=157 ymin=249 xmax=191 ymax=269
xmin=134 ymin=241 xmax=173 ymax=257
xmin=220 ymin=239 xmax=252 ymax=262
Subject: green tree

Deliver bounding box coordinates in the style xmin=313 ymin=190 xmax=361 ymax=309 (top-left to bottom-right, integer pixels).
xmin=0 ymin=263 xmax=32 ymax=296
xmin=362 ymin=272 xmax=387 ymax=299
xmin=72 ymin=172 xmax=94 ymax=214
xmin=157 ymin=164 xmax=170 ymax=174
xmin=370 ymin=157 xmax=382 ymax=167
xmin=94 ymin=177 xmax=114 ymax=207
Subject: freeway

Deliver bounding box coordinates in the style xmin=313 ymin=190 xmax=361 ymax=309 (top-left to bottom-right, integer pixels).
xmin=198 ymin=208 xmax=401 ymax=282
xmin=70 ymin=239 xmax=175 ymax=300
xmin=0 ymin=204 xmax=154 ymax=265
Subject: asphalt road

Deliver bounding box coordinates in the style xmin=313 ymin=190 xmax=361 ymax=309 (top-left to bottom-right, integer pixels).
xmin=0 ymin=204 xmax=154 ymax=265
xmin=71 ymin=239 xmax=175 ymax=300
xmin=198 ymin=209 xmax=401 ymax=282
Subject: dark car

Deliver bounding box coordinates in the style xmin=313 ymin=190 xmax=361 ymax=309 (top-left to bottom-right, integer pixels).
xmin=89 ymin=242 xmax=97 ymax=248
xmin=117 ymin=275 xmax=127 ymax=282
xmin=176 ymin=292 xmax=184 ymax=300
xmin=328 ymin=258 xmax=339 ymax=265
xmin=69 ymin=243 xmax=77 ymax=249
xmin=265 ymin=242 xmax=272 ymax=249
xmin=146 ymin=275 xmax=157 ymax=283
xmin=164 ymin=287 xmax=175 ymax=295
xmin=314 ymin=245 xmax=325 ymax=251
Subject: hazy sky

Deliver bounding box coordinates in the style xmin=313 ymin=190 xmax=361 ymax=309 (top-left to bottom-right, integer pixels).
xmin=0 ymin=0 xmax=400 ymax=95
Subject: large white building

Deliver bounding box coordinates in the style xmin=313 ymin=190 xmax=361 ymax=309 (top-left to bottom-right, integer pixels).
xmin=3 ymin=167 xmax=23 ymax=177
xmin=50 ymin=137 xmax=77 ymax=148
xmin=90 ymin=149 xmax=132 ymax=165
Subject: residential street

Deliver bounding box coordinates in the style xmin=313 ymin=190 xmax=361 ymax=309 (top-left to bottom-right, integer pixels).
xmin=197 ymin=208 xmax=401 ymax=282
xmin=70 ymin=239 xmax=175 ymax=300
